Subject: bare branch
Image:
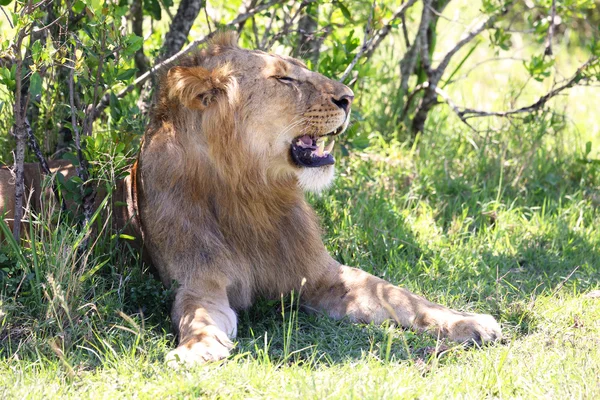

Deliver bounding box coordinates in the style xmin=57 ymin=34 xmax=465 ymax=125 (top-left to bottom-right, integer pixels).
xmin=339 ymin=1 xmax=375 ymax=83
xmin=410 ymin=2 xmax=514 ymax=133
xmin=1 ymin=6 xmax=14 ymax=29
xmin=203 ymin=3 xmax=213 ymax=34
xmin=263 ymin=0 xmax=319 ymax=51
xmin=432 ymin=12 xmax=503 ymax=82
xmin=31 ymin=13 xmax=63 ymax=34
xmin=92 ymin=0 xmax=285 ymax=121
xmin=363 ymin=0 xmax=418 ymax=60
xmin=157 ymin=0 xmax=175 ymax=20
xmin=438 ymin=57 xmax=598 ymax=123
xmin=236 ymin=0 xmax=259 ymax=32
xmin=259 ymin=7 xmax=277 ymax=49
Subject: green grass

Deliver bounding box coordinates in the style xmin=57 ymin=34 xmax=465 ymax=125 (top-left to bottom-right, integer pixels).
xmin=2 ymin=110 xmax=600 ymax=398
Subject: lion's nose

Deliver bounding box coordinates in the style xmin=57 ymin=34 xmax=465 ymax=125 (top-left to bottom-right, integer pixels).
xmin=331 ymin=94 xmax=354 ymax=115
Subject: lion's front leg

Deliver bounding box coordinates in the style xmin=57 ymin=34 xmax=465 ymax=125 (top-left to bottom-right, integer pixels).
xmin=166 ymin=280 xmax=237 ymax=368
xmin=303 ymin=265 xmax=501 ymax=344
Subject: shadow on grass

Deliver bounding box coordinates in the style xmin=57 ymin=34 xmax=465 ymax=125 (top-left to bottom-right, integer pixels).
xmin=235 ymin=299 xmax=445 ymax=366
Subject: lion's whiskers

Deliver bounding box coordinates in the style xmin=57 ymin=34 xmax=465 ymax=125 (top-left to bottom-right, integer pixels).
xmin=276 ymin=116 xmax=308 ymax=141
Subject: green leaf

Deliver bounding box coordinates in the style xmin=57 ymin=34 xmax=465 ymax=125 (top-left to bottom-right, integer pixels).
xmin=72 ymin=0 xmax=86 ymax=13
xmin=585 ymin=141 xmax=592 ymax=157
xmin=338 ymin=2 xmax=351 ymax=21
xmin=0 ymin=0 xmax=12 ymax=6
xmin=61 ymin=152 xmax=80 ymax=166
xmin=143 ymin=0 xmax=162 ymax=20
xmin=122 ymin=34 xmax=144 ymax=56
xmin=29 ymin=72 xmax=42 ymax=98
xmin=116 ymin=68 xmax=137 ymax=81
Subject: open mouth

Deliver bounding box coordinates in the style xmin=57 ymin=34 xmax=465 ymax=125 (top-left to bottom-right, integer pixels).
xmin=290 ymin=130 xmax=340 ymax=168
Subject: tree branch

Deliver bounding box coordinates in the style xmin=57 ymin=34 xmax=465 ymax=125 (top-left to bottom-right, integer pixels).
xmin=437 ymin=57 xmax=598 ymax=123
xmin=432 ymin=11 xmax=503 ymax=82
xmin=339 ymin=1 xmax=375 ymax=83
xmin=363 ymin=0 xmax=418 ymax=60
xmin=159 ymin=0 xmax=204 ymax=61
xmin=10 ymin=28 xmax=28 ymax=241
xmin=410 ymin=2 xmax=513 ymax=133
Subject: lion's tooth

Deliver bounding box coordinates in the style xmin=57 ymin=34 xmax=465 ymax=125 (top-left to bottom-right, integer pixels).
xmin=316 ymin=140 xmax=325 ymax=156
xmin=324 ymin=140 xmax=335 ymax=154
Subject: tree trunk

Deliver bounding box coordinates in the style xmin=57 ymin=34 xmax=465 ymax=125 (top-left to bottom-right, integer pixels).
xmin=160 ymin=0 xmax=204 ymax=60
xmin=131 ymin=0 xmax=149 ymax=76
xmin=295 ymin=3 xmax=320 ymax=67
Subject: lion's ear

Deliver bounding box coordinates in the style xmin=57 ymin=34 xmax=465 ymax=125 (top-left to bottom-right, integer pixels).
xmin=167 ymin=65 xmax=231 ymax=110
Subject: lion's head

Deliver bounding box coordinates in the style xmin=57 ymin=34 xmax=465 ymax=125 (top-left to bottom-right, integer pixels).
xmin=153 ymin=31 xmax=353 ymax=193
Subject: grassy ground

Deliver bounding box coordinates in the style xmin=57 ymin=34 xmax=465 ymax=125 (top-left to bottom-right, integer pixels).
xmin=2 ymin=112 xmax=600 ymax=398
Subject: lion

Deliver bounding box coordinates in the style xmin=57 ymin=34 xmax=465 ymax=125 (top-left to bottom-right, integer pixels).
xmin=1 ymin=32 xmax=501 ymax=367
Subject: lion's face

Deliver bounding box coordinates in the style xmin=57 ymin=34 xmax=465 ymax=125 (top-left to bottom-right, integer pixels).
xmin=164 ymin=33 xmax=354 ymax=192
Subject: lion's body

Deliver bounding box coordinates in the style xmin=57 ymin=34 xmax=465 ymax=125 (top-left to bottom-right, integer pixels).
xmin=1 ymin=32 xmax=501 ymax=366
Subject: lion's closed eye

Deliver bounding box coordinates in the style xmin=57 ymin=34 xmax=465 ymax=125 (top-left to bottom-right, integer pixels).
xmin=274 ymin=76 xmax=295 ymax=83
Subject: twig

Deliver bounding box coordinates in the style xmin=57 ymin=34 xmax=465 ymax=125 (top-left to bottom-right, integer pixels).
xmin=1 ymin=6 xmax=14 ymax=29
xmin=264 ymin=0 xmax=318 ymax=50
xmin=429 ymin=56 xmax=598 ymax=135
xmin=23 ymin=119 xmax=48 ymax=176
xmin=363 ymin=0 xmax=418 ymax=60
xmin=544 ymin=0 xmax=557 ymax=56
xmin=339 ymin=1 xmax=375 ymax=83
xmin=259 ymin=7 xmax=277 ymax=49
xmin=92 ymin=0 xmax=284 ymax=122
xmin=157 ymin=0 xmax=174 ymax=21
xmin=429 ymin=84 xmax=477 ymax=132
xmin=551 ymin=265 xmax=580 ymax=297
xmin=445 ymin=56 xmax=527 ymax=85
xmin=432 ymin=13 xmax=503 ymax=83
xmin=236 ymin=0 xmax=259 ymax=32
xmin=455 ymin=57 xmax=598 ymax=120
xmin=410 ymin=3 xmax=514 ymax=133
xmin=31 ymin=13 xmax=63 ymax=33
xmin=203 ymin=3 xmax=213 ymax=34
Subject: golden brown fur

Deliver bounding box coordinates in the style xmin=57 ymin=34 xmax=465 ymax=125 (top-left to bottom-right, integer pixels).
xmin=1 ymin=32 xmax=501 ymax=366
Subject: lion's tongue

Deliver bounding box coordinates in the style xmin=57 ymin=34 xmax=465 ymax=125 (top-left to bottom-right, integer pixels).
xmin=297 ymin=135 xmax=315 ymax=148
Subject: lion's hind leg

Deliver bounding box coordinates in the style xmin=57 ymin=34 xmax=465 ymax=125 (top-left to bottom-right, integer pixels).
xmin=303 ymin=265 xmax=501 ymax=345
xmin=166 ymin=279 xmax=237 ymax=368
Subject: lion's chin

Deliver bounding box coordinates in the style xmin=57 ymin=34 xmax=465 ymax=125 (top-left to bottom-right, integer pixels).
xmin=296 ymin=165 xmax=335 ymax=193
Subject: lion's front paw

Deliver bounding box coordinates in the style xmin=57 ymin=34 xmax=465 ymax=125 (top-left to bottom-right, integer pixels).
xmin=166 ymin=331 xmax=233 ymax=368
xmin=446 ymin=313 xmax=502 ymax=344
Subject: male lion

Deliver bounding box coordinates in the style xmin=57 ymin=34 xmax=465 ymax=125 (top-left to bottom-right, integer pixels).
xmin=1 ymin=32 xmax=501 ymax=366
